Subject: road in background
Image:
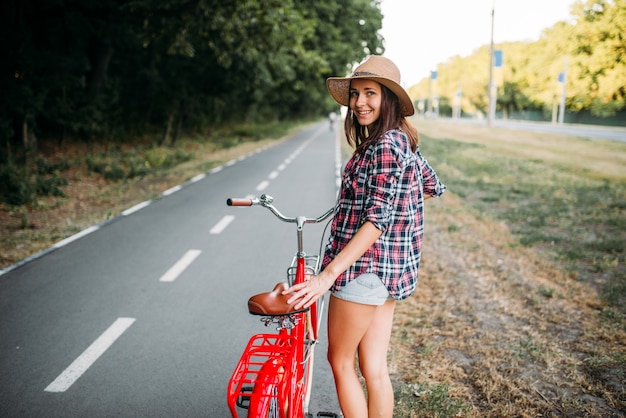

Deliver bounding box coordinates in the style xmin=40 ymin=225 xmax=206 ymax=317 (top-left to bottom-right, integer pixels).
xmin=0 ymin=121 xmax=340 ymax=417
xmin=442 ymin=117 xmax=626 ymax=142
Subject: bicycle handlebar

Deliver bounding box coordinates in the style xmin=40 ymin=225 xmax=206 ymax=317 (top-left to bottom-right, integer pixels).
xmin=226 ymin=194 xmax=334 ymax=225
xmin=226 ymin=198 xmax=253 ymax=207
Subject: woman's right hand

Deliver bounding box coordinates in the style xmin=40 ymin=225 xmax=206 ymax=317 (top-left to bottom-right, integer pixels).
xmin=283 ymin=271 xmax=335 ymax=310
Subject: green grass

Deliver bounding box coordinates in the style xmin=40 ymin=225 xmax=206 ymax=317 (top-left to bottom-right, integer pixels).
xmin=394 ymin=382 xmax=472 ymax=417
xmin=419 ymin=135 xmax=626 ymax=314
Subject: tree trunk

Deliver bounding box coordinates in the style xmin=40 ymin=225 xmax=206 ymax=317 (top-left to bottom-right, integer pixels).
xmin=86 ymin=38 xmax=114 ymax=100
xmin=172 ymin=114 xmax=183 ymax=144
xmin=22 ymin=117 xmax=37 ymax=160
xmin=160 ymin=110 xmax=175 ymax=146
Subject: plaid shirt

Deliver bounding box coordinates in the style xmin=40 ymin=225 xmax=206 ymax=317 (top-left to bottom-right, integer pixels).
xmin=322 ymin=129 xmax=446 ymax=300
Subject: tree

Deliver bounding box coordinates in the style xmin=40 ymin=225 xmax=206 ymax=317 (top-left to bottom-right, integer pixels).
xmin=0 ymin=0 xmax=385 ymax=165
xmin=567 ymin=0 xmax=626 ymax=117
xmin=405 ymin=0 xmax=625 ymax=122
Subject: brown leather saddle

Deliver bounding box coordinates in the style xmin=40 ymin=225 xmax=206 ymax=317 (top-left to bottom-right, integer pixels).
xmin=248 ymin=282 xmax=308 ymax=316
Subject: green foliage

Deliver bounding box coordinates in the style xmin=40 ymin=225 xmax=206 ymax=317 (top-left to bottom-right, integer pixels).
xmin=0 ymin=166 xmax=34 ymax=206
xmin=409 ymin=0 xmax=625 ymax=121
xmin=394 ymin=382 xmax=472 ymax=417
xmin=0 ymin=0 xmax=384 ymax=165
xmin=0 ymin=158 xmax=69 ymax=205
xmin=86 ymin=145 xmax=193 ymax=181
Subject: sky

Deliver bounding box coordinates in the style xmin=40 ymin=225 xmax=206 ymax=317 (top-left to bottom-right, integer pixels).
xmin=379 ymin=0 xmax=577 ymax=87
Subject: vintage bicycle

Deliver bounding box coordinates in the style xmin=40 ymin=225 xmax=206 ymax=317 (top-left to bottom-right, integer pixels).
xmin=225 ymin=194 xmax=340 ymax=418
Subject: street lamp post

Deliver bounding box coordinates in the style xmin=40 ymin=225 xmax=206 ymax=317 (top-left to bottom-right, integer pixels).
xmin=558 ymin=55 xmax=569 ymax=124
xmin=487 ymin=4 xmax=495 ymax=126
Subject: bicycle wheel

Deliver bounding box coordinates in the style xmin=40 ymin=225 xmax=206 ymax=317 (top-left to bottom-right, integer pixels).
xmin=247 ymin=357 xmax=288 ymax=418
xmin=247 ymin=383 xmax=282 ymax=418
xmin=300 ymin=297 xmax=323 ymax=416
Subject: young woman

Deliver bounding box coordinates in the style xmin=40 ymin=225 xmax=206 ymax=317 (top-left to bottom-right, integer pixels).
xmin=285 ymin=55 xmax=446 ymax=418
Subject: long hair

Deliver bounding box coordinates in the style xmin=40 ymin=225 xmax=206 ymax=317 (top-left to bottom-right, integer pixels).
xmin=344 ymin=83 xmax=418 ymax=153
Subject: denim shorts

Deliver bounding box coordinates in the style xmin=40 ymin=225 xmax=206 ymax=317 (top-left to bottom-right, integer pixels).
xmin=331 ymin=273 xmax=392 ymax=306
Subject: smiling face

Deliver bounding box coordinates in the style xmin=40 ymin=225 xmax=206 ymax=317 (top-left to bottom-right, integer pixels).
xmin=349 ymin=79 xmax=382 ymax=128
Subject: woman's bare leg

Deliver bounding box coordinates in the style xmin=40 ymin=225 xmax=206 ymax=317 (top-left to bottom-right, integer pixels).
xmin=358 ymin=300 xmax=396 ymax=418
xmin=327 ymin=295 xmax=377 ymax=418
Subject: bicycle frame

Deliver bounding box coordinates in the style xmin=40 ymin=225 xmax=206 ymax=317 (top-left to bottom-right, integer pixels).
xmin=226 ymin=194 xmax=334 ymax=418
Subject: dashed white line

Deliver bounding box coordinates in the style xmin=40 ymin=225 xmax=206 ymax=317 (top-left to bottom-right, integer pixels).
xmin=51 ymin=226 xmax=100 ymax=249
xmin=44 ymin=317 xmax=136 ymax=393
xmin=162 ymin=185 xmax=182 ymax=196
xmin=159 ymin=249 xmax=202 ymax=282
xmin=121 ymin=201 xmax=152 ymax=216
xmin=210 ymin=215 xmax=235 ymax=235
xmin=268 ymin=171 xmax=279 ymax=179
xmin=190 ymin=173 xmax=206 ymax=183
xmin=256 ymin=180 xmax=270 ymax=191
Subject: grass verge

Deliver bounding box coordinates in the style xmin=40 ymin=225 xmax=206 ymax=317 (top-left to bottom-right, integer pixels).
xmin=390 ymin=119 xmax=625 ymax=417
xmin=1 ymin=118 xmax=624 ymax=416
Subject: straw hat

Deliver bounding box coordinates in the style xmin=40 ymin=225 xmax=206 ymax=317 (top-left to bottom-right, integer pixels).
xmin=326 ymin=55 xmax=415 ymax=117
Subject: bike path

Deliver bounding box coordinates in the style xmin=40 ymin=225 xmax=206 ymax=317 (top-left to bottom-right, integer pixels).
xmin=0 ymin=121 xmax=340 ymax=417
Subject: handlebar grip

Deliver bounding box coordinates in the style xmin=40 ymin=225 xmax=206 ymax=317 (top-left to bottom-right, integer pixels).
xmin=227 ymin=198 xmax=253 ymax=206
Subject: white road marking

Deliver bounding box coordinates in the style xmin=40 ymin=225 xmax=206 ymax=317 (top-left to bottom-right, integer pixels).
xmin=256 ymin=180 xmax=270 ymax=191
xmin=268 ymin=171 xmax=279 ymax=179
xmin=44 ymin=317 xmax=136 ymax=393
xmin=159 ymin=249 xmax=202 ymax=282
xmin=162 ymin=185 xmax=182 ymax=196
xmin=51 ymin=226 xmax=100 ymax=249
xmin=210 ymin=215 xmax=235 ymax=235
xmin=190 ymin=173 xmax=206 ymax=183
xmin=121 ymin=201 xmax=152 ymax=216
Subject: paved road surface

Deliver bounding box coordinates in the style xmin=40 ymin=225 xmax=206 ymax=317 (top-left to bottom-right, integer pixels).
xmin=445 ymin=117 xmax=626 ymax=142
xmin=0 ymin=121 xmax=341 ymax=417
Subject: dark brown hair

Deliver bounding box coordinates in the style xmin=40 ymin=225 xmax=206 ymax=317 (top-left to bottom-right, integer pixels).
xmin=344 ymin=82 xmax=418 ymax=153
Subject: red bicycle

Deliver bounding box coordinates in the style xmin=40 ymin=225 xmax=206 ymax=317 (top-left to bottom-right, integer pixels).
xmin=225 ymin=194 xmax=339 ymax=418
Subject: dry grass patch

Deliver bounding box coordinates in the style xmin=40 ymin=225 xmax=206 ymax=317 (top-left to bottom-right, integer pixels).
xmin=390 ymin=120 xmax=625 ymax=417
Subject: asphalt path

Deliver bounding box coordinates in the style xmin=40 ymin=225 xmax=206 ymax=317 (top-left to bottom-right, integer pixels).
xmin=443 ymin=117 xmax=626 ymax=142
xmin=0 ymin=121 xmax=341 ymax=417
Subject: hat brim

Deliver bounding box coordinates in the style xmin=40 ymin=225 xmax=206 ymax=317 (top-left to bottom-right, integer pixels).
xmin=327 ymin=75 xmax=415 ymax=117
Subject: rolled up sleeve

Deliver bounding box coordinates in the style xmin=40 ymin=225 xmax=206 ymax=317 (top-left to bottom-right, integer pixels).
xmin=416 ymin=148 xmax=446 ymax=197
xmin=363 ymin=135 xmax=403 ymax=231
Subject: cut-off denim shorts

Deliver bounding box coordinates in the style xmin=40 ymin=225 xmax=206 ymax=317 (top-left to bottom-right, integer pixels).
xmin=331 ymin=273 xmax=393 ymax=306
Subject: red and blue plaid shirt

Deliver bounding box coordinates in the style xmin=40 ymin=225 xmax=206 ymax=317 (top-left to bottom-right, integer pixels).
xmin=322 ymin=129 xmax=446 ymax=300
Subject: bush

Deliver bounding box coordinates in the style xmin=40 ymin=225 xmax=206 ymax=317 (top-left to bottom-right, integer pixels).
xmin=0 ymin=166 xmax=34 ymax=205
xmin=0 ymin=163 xmax=68 ymax=205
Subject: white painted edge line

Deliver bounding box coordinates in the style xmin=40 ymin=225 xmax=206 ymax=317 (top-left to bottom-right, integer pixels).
xmin=210 ymin=215 xmax=235 ymax=235
xmin=121 ymin=200 xmax=152 ymax=216
xmin=162 ymin=184 xmax=182 ymax=196
xmin=44 ymin=317 xmax=136 ymax=393
xmin=51 ymin=226 xmax=100 ymax=250
xmin=159 ymin=249 xmax=202 ymax=282
xmin=190 ymin=173 xmax=206 ymax=183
